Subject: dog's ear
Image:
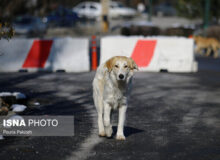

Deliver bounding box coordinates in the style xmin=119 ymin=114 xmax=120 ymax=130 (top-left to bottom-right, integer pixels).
xmin=129 ymin=57 xmax=138 ymax=71
xmin=105 ymin=57 xmax=114 ymax=72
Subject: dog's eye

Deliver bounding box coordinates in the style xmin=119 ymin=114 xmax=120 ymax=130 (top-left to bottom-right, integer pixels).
xmin=115 ymin=65 xmax=119 ymax=68
xmin=124 ymin=65 xmax=128 ymax=68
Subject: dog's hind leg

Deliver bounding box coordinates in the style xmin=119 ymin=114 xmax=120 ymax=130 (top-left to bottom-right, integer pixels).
xmin=213 ymin=47 xmax=219 ymax=58
xmin=214 ymin=50 xmax=219 ymax=58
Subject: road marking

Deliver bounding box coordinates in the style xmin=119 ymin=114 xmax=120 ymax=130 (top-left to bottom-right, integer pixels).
xmin=66 ymin=105 xmax=103 ymax=160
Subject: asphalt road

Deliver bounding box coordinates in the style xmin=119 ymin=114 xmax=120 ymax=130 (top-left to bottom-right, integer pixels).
xmin=0 ymin=57 xmax=220 ymax=160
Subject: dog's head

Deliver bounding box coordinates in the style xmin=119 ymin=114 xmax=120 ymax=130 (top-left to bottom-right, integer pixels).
xmin=105 ymin=56 xmax=138 ymax=81
xmin=193 ymin=36 xmax=202 ymax=42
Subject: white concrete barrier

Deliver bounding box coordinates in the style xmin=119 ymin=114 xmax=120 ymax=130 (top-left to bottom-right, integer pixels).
xmin=0 ymin=37 xmax=90 ymax=72
xmin=101 ymin=36 xmax=198 ymax=72
xmin=46 ymin=38 xmax=89 ymax=72
xmin=0 ymin=39 xmax=34 ymax=72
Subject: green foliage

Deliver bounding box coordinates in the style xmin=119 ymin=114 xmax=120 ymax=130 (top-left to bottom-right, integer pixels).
xmin=176 ymin=0 xmax=220 ymax=21
xmin=0 ymin=22 xmax=15 ymax=40
xmin=176 ymin=0 xmax=204 ymax=19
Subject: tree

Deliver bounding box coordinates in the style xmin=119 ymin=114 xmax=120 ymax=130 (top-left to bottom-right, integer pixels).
xmin=176 ymin=0 xmax=220 ymax=25
xmin=0 ymin=22 xmax=14 ymax=40
xmin=176 ymin=0 xmax=203 ymax=19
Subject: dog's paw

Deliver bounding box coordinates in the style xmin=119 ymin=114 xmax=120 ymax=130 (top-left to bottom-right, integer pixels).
xmin=116 ymin=135 xmax=126 ymax=140
xmin=99 ymin=131 xmax=106 ymax=137
xmin=105 ymin=127 xmax=113 ymax=137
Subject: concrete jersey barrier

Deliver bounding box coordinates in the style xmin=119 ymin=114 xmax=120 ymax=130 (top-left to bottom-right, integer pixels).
xmin=100 ymin=36 xmax=198 ymax=72
xmin=0 ymin=37 xmax=89 ymax=72
xmin=0 ymin=36 xmax=197 ymax=73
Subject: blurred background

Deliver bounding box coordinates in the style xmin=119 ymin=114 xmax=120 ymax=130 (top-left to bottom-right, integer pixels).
xmin=1 ymin=2 xmax=220 ymax=160
xmin=0 ymin=0 xmax=220 ymax=40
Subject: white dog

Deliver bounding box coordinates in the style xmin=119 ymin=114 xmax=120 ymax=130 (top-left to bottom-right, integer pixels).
xmin=93 ymin=56 xmax=138 ymax=140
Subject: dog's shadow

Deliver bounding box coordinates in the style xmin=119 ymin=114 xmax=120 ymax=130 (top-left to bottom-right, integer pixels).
xmin=112 ymin=126 xmax=144 ymax=137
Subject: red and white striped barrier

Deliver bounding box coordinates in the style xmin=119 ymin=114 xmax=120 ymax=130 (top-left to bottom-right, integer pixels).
xmin=101 ymin=36 xmax=198 ymax=72
xmin=0 ymin=38 xmax=89 ymax=72
xmin=0 ymin=36 xmax=197 ymax=73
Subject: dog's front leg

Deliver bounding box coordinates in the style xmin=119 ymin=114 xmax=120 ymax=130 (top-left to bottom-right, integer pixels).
xmin=103 ymin=102 xmax=112 ymax=137
xmin=116 ymin=105 xmax=127 ymax=140
xmin=205 ymin=47 xmax=212 ymax=57
xmin=98 ymin=108 xmax=105 ymax=137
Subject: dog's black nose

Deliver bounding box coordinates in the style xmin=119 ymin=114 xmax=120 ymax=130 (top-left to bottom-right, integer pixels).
xmin=119 ymin=74 xmax=124 ymax=80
